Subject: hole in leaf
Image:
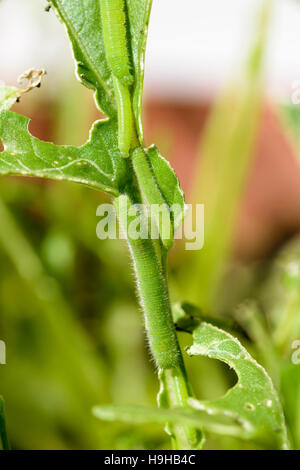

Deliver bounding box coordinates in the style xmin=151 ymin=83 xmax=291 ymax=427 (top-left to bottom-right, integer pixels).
xmin=184 ymin=354 xmax=239 ymax=401
xmin=179 ymin=333 xmax=238 ymax=401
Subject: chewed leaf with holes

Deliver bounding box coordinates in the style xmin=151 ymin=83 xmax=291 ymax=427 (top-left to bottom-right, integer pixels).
xmin=0 ymin=110 xmax=127 ymax=195
xmin=0 ymin=1 xmax=153 ymax=193
xmin=187 ymin=322 xmax=289 ymax=449
xmin=94 ymin=323 xmax=289 ymax=450
xmin=0 ymin=397 xmax=9 ymax=450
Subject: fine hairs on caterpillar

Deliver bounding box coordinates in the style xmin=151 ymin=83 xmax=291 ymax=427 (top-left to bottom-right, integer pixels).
xmin=100 ymin=0 xmax=133 ymax=156
xmin=114 ymin=195 xmax=182 ymax=370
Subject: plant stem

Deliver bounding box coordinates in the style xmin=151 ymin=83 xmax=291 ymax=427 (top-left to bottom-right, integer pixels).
xmin=0 ymin=399 xmax=10 ymax=450
xmin=115 ymin=195 xmax=182 ymax=369
xmin=114 ymin=195 xmax=199 ymax=449
xmin=158 ymin=368 xmax=202 ymax=449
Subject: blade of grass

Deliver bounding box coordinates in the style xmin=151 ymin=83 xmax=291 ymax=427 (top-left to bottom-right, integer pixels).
xmin=0 ymin=196 xmax=108 ymax=447
xmin=0 ymin=397 xmax=10 ymax=450
xmin=182 ymin=0 xmax=273 ymax=312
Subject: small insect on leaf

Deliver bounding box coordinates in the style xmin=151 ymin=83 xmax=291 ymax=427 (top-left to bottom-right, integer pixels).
xmin=113 ymin=77 xmax=132 ymax=157
xmin=100 ymin=0 xmax=133 ymax=156
xmin=100 ymin=0 xmax=133 ymax=86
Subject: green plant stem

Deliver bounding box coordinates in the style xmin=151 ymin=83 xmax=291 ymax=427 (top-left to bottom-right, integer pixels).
xmin=158 ymin=369 xmax=201 ymax=449
xmin=114 ymin=194 xmax=197 ymax=449
xmin=0 ymin=399 xmax=10 ymax=450
xmin=114 ymin=195 xmax=181 ymax=369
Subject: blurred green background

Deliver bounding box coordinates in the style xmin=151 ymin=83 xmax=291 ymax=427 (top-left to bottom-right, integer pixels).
xmin=1 ymin=0 xmax=300 ymax=450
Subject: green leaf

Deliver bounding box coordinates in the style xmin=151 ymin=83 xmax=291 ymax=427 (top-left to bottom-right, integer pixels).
xmin=156 ymin=368 xmax=205 ymax=450
xmin=51 ymin=0 xmax=116 ymax=117
xmin=94 ymin=322 xmax=289 ymax=450
xmin=131 ymin=145 xmax=185 ymax=250
xmin=146 ymin=145 xmax=185 ymax=233
xmin=0 ymin=87 xmax=19 ymax=112
xmin=0 ymin=2 xmax=154 ymax=195
xmin=0 ymin=109 xmax=127 ymax=196
xmin=127 ymin=0 xmax=153 ymax=144
xmin=261 ymin=239 xmax=300 ymax=350
xmin=50 ymin=0 xmax=152 ymax=128
xmin=0 ymin=397 xmax=10 ymax=450
xmin=280 ymin=361 xmax=300 ymax=449
xmin=187 ymin=322 xmax=289 ymax=450
xmin=93 ymin=403 xmax=248 ymax=440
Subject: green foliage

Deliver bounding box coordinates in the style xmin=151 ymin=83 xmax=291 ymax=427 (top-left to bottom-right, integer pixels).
xmin=262 ymin=239 xmax=300 ymax=351
xmin=157 ymin=368 xmax=204 ymax=450
xmin=0 ymin=111 xmax=127 ymax=196
xmin=187 ymin=323 xmax=289 ymax=450
xmin=0 ymin=0 xmax=154 ymax=192
xmin=0 ymin=397 xmax=9 ymax=450
xmin=0 ymin=87 xmax=20 ymax=113
xmin=0 ymin=192 xmax=112 ymax=449
xmin=132 ymin=146 xmax=185 ymax=249
xmin=0 ymin=0 xmax=187 ymax=449
xmin=50 ymin=0 xmax=151 ymax=129
xmin=94 ymin=322 xmax=289 ymax=450
xmin=51 ymin=0 xmax=116 ymax=117
xmin=0 ymin=0 xmax=292 ymax=451
xmin=124 ymin=0 xmax=153 ymax=144
xmin=0 ymin=0 xmax=183 ymax=237
xmin=281 ymin=361 xmax=300 ymax=449
xmin=183 ymin=0 xmax=272 ymax=311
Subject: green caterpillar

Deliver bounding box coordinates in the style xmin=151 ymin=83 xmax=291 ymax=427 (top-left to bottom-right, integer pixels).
xmin=132 ymin=147 xmax=174 ymax=250
xmin=100 ymin=0 xmax=133 ymax=156
xmin=113 ymin=76 xmax=132 ymax=156
xmin=100 ymin=0 xmax=133 ymax=86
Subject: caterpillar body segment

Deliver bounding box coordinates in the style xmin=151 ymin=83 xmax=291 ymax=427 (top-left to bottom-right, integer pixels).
xmin=113 ymin=77 xmax=132 ymax=156
xmin=100 ymin=0 xmax=133 ymax=86
xmin=100 ymin=0 xmax=133 ymax=156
